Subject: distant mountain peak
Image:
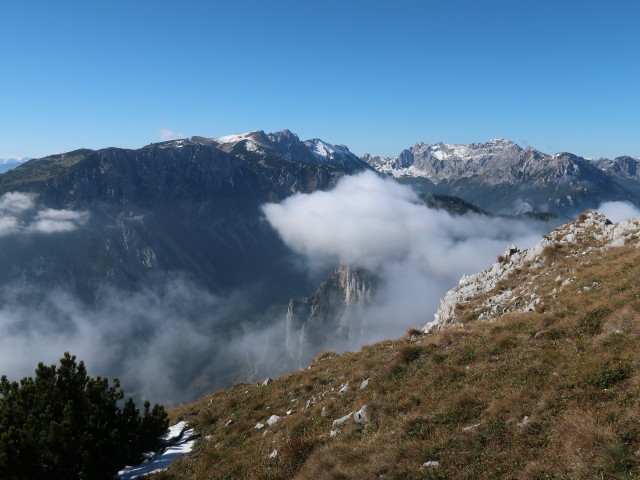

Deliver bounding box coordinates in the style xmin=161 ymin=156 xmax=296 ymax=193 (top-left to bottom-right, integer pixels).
xmin=486 ymin=137 xmax=518 ymax=146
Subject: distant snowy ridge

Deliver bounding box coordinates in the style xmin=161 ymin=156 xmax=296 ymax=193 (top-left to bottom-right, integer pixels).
xmin=362 ymin=139 xmax=640 ymax=187
xmin=363 ymin=138 xmax=558 ymax=185
xmin=158 ymin=129 xmax=369 ymax=169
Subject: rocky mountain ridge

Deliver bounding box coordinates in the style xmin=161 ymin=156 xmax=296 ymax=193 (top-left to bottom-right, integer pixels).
xmin=363 ymin=139 xmax=640 ymax=216
xmin=424 ymin=210 xmax=640 ymax=333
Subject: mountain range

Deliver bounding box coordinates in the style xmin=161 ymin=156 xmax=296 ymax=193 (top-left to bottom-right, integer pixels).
xmin=1 ymin=130 xmax=640 ymax=402
xmin=362 ymin=138 xmax=640 ymax=216
xmin=0 ymin=130 xmax=369 ymax=303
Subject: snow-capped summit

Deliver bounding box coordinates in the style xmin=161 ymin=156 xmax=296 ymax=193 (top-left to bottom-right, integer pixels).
xmin=362 ymin=138 xmax=528 ymax=183
xmin=361 ymin=138 xmax=637 ymax=216
xmin=303 ymin=138 xmax=358 ymax=167
xmin=172 ymin=130 xmax=371 ymax=170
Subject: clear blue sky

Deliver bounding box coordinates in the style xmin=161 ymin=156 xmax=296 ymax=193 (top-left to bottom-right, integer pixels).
xmin=1 ymin=0 xmax=639 ymax=159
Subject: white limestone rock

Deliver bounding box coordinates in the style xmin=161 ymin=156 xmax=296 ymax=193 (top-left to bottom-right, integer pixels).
xmin=267 ymin=415 xmax=281 ymax=426
xmin=332 ymin=413 xmax=353 ymax=427
xmin=353 ymin=405 xmax=368 ymax=424
xmin=423 ymin=211 xmax=640 ymax=332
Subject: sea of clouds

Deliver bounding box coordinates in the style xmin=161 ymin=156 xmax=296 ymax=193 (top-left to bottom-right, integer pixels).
xmin=0 ymin=177 xmax=638 ymax=403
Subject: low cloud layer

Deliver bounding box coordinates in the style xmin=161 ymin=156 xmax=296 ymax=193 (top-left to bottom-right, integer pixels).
xmin=597 ymin=201 xmax=640 ymax=223
xmin=0 ymin=275 xmax=288 ymax=404
xmin=0 ymin=192 xmax=88 ymax=235
xmin=4 ymin=175 xmax=618 ymax=405
xmin=264 ymin=171 xmax=553 ymax=346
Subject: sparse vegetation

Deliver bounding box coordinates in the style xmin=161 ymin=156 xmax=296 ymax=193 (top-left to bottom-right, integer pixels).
xmin=154 ymin=229 xmax=640 ymax=480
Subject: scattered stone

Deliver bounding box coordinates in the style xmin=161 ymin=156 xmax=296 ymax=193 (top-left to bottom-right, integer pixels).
xmin=332 ymin=413 xmax=353 ymax=427
xmin=269 ymin=450 xmax=278 ymax=458
xmin=204 ymin=435 xmax=213 ymax=441
xmin=517 ymin=416 xmax=530 ymax=428
xmin=338 ymin=382 xmax=350 ymax=394
xmin=321 ymin=406 xmax=328 ymax=417
xmin=261 ymin=378 xmax=273 ymax=386
xmin=225 ymin=420 xmax=233 ymax=427
xmin=354 ymin=405 xmax=368 ymax=424
xmin=286 ymin=409 xmax=294 ymax=415
xmin=462 ymin=423 xmax=481 ymax=431
xmin=255 ymin=423 xmax=265 ymax=430
xmin=360 ymin=378 xmax=370 ymax=390
xmin=422 ymin=461 xmax=440 ymax=468
xmin=330 ymin=429 xmax=341 ymax=437
xmin=561 ymin=276 xmax=574 ymax=286
xmin=267 ymin=415 xmax=281 ymax=426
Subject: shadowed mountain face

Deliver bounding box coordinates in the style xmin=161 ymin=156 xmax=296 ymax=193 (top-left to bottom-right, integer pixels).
xmin=0 ymin=130 xmax=375 ymax=402
xmin=0 ymin=131 xmax=371 ymax=305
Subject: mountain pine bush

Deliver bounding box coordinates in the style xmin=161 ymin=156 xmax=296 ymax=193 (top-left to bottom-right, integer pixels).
xmin=0 ymin=352 xmax=168 ymax=480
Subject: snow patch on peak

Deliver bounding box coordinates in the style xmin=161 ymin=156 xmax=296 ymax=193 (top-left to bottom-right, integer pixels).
xmin=307 ymin=139 xmax=338 ymax=158
xmin=487 ymin=138 xmax=517 ymax=146
xmin=214 ymin=131 xmax=262 ymax=145
xmin=303 ymin=138 xmax=354 ymax=164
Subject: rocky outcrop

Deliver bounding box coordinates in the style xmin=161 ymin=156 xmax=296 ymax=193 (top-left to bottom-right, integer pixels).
xmin=285 ymin=264 xmax=375 ymax=366
xmin=423 ymin=211 xmax=640 ymax=333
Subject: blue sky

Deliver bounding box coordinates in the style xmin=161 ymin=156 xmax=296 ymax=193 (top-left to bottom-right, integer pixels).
xmin=1 ymin=0 xmax=639 ymax=159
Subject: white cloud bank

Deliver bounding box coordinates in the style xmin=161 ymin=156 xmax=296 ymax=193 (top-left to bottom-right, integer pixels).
xmin=0 ymin=192 xmax=88 ymax=235
xmin=597 ymin=201 xmax=640 ymax=223
xmin=263 ymin=171 xmax=553 ymax=345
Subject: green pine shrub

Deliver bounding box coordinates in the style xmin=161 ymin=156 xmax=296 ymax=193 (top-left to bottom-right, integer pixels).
xmin=0 ymin=352 xmax=168 ymax=480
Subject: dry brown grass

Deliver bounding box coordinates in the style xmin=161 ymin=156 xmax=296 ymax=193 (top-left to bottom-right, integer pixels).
xmin=155 ymin=236 xmax=640 ymax=480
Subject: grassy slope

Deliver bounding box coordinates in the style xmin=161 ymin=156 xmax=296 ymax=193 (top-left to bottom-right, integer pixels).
xmin=155 ymin=217 xmax=640 ymax=480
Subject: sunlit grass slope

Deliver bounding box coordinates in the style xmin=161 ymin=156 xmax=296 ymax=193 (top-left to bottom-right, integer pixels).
xmin=155 ymin=214 xmax=640 ymax=480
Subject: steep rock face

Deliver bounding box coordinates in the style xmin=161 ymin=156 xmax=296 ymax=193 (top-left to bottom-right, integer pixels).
xmin=366 ymin=139 xmax=538 ymax=184
xmin=595 ymin=156 xmax=640 ymax=181
xmin=285 ymin=264 xmax=375 ymax=367
xmin=424 ymin=211 xmax=640 ymax=333
xmin=364 ymin=139 xmax=638 ymax=216
xmin=595 ymin=156 xmax=640 ymax=195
